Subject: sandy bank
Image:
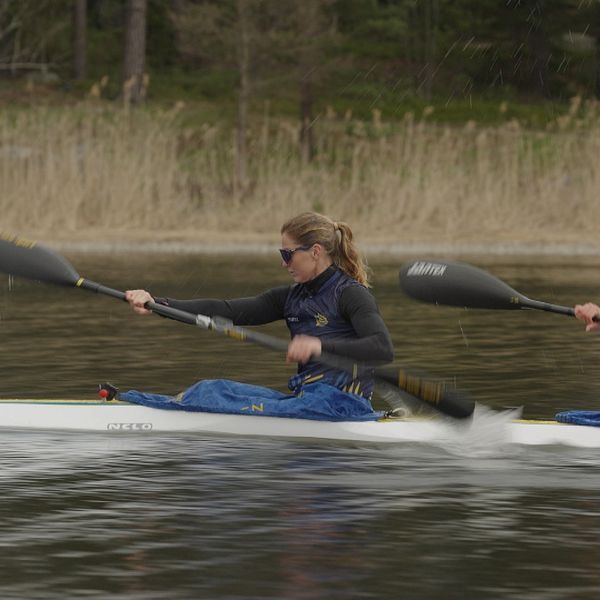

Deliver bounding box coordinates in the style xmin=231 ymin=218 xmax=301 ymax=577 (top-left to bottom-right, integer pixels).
xmin=33 ymin=230 xmax=600 ymax=257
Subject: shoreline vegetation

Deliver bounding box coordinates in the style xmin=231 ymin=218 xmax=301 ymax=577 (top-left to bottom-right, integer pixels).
xmin=44 ymin=239 xmax=600 ymax=258
xmin=3 ymin=97 xmax=600 ymax=256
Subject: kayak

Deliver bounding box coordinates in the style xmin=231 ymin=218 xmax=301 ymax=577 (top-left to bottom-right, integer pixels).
xmin=1 ymin=398 xmax=600 ymax=447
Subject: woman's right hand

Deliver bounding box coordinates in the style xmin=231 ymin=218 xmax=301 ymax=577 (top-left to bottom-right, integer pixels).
xmin=125 ymin=289 xmax=155 ymax=315
xmin=574 ymin=302 xmax=600 ymax=332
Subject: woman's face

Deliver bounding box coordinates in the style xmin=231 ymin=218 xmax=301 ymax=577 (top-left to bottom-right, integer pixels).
xmin=280 ymin=232 xmax=319 ymax=284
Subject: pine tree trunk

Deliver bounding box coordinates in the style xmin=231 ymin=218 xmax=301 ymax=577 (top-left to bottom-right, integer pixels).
xmin=123 ymin=0 xmax=147 ymax=104
xmin=530 ymin=0 xmax=550 ymax=97
xmin=596 ymin=36 xmax=600 ymax=99
xmin=235 ymin=0 xmax=249 ymax=193
xmin=73 ymin=0 xmax=86 ymax=81
xmin=299 ymin=78 xmax=315 ymax=163
xmin=297 ymin=0 xmax=320 ymax=163
xmin=421 ymin=0 xmax=438 ymax=100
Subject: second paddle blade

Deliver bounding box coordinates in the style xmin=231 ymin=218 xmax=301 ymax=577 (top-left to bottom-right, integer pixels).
xmin=0 ymin=234 xmax=80 ymax=286
xmin=399 ymin=260 xmax=528 ymax=310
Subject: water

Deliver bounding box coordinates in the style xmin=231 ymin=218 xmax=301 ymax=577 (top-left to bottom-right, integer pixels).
xmin=2 ymin=252 xmax=600 ymax=599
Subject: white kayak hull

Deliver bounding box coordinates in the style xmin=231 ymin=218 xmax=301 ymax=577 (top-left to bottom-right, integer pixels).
xmin=0 ymin=399 xmax=599 ymax=448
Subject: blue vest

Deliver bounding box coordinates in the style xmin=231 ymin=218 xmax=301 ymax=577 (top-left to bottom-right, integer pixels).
xmin=284 ymin=268 xmax=374 ymax=399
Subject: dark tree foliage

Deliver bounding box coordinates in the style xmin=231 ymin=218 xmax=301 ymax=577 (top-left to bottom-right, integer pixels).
xmin=0 ymin=0 xmax=597 ymax=103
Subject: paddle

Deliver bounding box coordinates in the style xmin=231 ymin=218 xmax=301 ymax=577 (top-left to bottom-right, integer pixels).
xmin=399 ymin=259 xmax=599 ymax=321
xmin=0 ymin=234 xmax=474 ymax=419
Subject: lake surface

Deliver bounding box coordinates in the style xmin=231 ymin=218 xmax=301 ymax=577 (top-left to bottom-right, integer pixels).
xmin=2 ymin=252 xmax=600 ymax=599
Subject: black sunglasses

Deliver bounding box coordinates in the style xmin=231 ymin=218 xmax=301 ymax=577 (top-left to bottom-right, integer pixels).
xmin=279 ymin=245 xmax=312 ymax=264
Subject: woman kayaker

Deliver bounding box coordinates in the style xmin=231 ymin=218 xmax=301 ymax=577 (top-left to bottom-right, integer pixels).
xmin=575 ymin=303 xmax=600 ymax=331
xmin=124 ymin=212 xmax=393 ymax=417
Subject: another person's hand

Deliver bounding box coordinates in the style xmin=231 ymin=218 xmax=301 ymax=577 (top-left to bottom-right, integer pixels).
xmin=574 ymin=302 xmax=600 ymax=332
xmin=287 ymin=335 xmax=322 ymax=364
xmin=125 ymin=289 xmax=155 ymax=315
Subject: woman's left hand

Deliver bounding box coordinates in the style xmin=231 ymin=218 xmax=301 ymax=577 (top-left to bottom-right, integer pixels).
xmin=287 ymin=335 xmax=322 ymax=364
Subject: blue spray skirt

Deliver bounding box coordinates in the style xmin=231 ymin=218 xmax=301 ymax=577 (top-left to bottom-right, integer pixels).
xmin=555 ymin=411 xmax=600 ymax=427
xmin=120 ymin=379 xmax=382 ymax=422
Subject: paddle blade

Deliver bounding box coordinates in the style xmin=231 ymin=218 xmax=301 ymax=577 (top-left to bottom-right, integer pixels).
xmin=399 ymin=260 xmax=529 ymax=310
xmin=374 ymin=365 xmax=475 ymax=418
xmin=0 ymin=234 xmax=80 ymax=286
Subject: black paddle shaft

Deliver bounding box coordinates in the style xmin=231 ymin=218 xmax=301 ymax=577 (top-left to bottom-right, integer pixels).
xmin=399 ymin=259 xmax=599 ymax=321
xmin=79 ymin=279 xmax=198 ymax=325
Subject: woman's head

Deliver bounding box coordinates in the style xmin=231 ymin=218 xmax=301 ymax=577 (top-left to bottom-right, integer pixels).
xmin=280 ymin=212 xmax=370 ymax=286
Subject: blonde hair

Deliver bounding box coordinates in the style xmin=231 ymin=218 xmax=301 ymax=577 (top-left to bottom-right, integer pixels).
xmin=280 ymin=212 xmax=371 ymax=287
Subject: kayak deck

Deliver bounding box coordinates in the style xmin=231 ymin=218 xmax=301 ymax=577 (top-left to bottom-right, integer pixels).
xmin=0 ymin=398 xmax=599 ymax=447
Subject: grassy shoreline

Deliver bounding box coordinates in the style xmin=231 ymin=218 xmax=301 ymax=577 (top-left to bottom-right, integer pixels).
xmin=3 ymin=99 xmax=600 ymax=252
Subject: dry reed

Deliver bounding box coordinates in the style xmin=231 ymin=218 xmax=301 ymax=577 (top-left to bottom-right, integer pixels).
xmin=1 ymin=98 xmax=599 ymax=245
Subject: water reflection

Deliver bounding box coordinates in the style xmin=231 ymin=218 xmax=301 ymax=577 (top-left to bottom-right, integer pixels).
xmin=1 ymin=432 xmax=600 ymax=598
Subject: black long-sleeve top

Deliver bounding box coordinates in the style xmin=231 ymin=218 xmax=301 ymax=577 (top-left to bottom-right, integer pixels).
xmin=158 ymin=266 xmax=394 ymax=365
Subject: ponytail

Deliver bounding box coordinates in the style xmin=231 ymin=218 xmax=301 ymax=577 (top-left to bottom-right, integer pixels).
xmin=280 ymin=212 xmax=371 ymax=287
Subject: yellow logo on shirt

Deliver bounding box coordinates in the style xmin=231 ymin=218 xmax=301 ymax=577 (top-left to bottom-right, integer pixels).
xmin=315 ymin=312 xmax=329 ymax=327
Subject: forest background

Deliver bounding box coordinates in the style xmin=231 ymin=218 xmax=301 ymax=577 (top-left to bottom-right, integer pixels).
xmin=2 ymin=0 xmax=600 ymax=250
